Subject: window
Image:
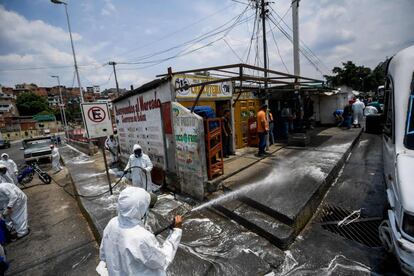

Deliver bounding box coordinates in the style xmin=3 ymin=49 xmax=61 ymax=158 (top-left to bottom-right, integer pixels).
xmin=383 ymin=77 xmax=394 ymax=141
xmin=404 ymin=73 xmax=414 ymax=149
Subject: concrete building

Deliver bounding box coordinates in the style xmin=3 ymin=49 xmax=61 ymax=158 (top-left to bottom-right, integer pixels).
xmin=0 ymin=86 xmax=18 ymax=116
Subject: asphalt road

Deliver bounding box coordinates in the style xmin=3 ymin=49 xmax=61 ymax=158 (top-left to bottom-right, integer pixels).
xmin=2 ymin=140 xmax=100 ymax=275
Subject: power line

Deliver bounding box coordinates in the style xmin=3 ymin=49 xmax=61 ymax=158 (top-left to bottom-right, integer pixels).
xmin=267 ymin=13 xmax=324 ymax=75
xmin=115 ymin=7 xmax=254 ymax=70
xmin=117 ymin=5 xmax=253 ymax=65
xmin=105 ymin=2 xmax=238 ymax=62
xmin=268 ymin=20 xmax=289 ymax=73
xmin=269 ymin=5 xmax=329 ymax=72
xmin=223 ymin=39 xmax=244 ymax=62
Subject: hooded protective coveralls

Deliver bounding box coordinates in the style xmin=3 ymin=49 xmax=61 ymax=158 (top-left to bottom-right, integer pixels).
xmin=105 ymin=136 xmax=119 ymax=164
xmin=0 ymin=165 xmax=15 ymax=185
xmin=51 ymin=146 xmax=62 ymax=172
xmin=124 ymin=144 xmax=153 ymax=191
xmin=352 ymin=99 xmax=365 ymax=126
xmin=99 ymin=187 xmax=182 ymax=276
xmin=0 ymin=154 xmax=17 ymax=184
xmin=0 ymin=182 xmax=28 ymax=237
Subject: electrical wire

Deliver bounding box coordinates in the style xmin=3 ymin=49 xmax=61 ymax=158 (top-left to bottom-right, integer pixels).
xmin=105 ymin=2 xmax=238 ymax=62
xmin=223 ymin=39 xmax=244 ymax=62
xmin=267 ymin=13 xmax=324 ymax=75
xmin=116 ymin=5 xmax=253 ymax=66
xmin=269 ymin=5 xmax=329 ymax=72
xmin=268 ymin=20 xmax=289 ymax=73
xmin=117 ymin=7 xmax=254 ymax=70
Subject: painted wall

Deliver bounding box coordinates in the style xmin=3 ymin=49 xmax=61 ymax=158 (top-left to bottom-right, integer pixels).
xmin=172 ymin=102 xmax=207 ymax=199
xmin=114 ymin=82 xmax=172 ymax=169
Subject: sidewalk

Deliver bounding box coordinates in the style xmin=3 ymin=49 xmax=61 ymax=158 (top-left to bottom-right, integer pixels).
xmin=60 ymin=126 xmax=363 ymax=275
xmin=5 ymin=166 xmax=99 ymax=275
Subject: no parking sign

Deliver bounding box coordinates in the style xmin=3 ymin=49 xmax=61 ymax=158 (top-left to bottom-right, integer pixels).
xmin=81 ymin=103 xmax=113 ymax=138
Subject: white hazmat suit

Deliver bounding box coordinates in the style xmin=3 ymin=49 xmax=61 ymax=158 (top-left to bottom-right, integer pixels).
xmin=51 ymin=146 xmax=62 ymax=173
xmin=352 ymin=99 xmax=365 ymax=126
xmin=105 ymin=137 xmax=119 ymax=164
xmin=124 ymin=144 xmax=153 ymax=191
xmin=0 ymin=182 xmax=28 ymax=237
xmin=0 ymin=154 xmax=18 ymax=184
xmin=99 ymin=187 xmax=182 ymax=276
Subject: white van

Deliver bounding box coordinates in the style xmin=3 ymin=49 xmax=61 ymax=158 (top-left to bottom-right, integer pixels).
xmin=379 ymin=45 xmax=414 ymax=274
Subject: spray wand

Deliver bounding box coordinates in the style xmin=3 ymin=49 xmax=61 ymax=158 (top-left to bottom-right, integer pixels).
xmin=153 ymin=207 xmax=197 ymax=236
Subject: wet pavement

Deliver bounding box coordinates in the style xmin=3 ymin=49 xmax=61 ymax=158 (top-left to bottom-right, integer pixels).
xmin=2 ymin=141 xmax=99 ymax=275
xmin=274 ymin=133 xmax=401 ymax=275
xmin=58 ymin=130 xmax=400 ymax=275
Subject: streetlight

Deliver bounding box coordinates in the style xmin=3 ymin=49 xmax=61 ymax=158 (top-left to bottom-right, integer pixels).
xmin=50 ymin=0 xmax=84 ymax=104
xmin=51 ymin=75 xmax=69 ymax=138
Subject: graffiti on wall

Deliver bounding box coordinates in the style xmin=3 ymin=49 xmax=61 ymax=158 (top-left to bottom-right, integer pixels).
xmin=172 ymin=102 xmax=207 ymax=198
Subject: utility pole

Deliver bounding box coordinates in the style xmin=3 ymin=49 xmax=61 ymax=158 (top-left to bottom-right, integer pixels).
xmin=260 ymin=0 xmax=268 ymax=90
xmin=292 ymin=0 xmax=300 ymax=76
xmin=260 ymin=0 xmax=270 ymax=150
xmin=108 ymin=61 xmax=120 ymax=97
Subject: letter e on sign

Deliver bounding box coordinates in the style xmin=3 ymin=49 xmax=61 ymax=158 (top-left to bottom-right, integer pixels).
xmin=88 ymin=106 xmax=106 ymax=122
xmin=81 ymin=103 xmax=113 ymax=138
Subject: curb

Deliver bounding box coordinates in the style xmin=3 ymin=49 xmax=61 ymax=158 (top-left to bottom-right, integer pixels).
xmin=60 ymin=149 xmax=104 ymax=243
xmin=205 ymin=145 xmax=286 ymax=191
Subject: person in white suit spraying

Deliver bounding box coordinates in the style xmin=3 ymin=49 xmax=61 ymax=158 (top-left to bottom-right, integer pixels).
xmin=124 ymin=144 xmax=154 ymax=191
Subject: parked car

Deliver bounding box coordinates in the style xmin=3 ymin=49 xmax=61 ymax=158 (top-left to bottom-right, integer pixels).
xmin=379 ymin=44 xmax=414 ymax=274
xmin=22 ymin=136 xmax=53 ymax=163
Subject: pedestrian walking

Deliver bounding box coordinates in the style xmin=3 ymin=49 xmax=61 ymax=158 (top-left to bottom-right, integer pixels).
xmin=98 ymin=187 xmax=182 ymax=276
xmin=124 ymin=144 xmax=154 ymax=191
xmin=50 ymin=145 xmax=62 ymax=173
xmin=105 ymin=135 xmax=119 ymax=166
xmin=0 ymin=154 xmax=18 ymax=185
xmin=222 ymin=110 xmax=232 ymax=158
xmin=257 ymin=104 xmax=269 ymax=156
xmin=352 ymin=98 xmax=365 ymax=128
xmin=0 ymin=182 xmax=29 ymax=239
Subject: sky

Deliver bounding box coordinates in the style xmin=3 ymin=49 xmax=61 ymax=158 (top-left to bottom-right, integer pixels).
xmin=0 ymin=0 xmax=413 ymax=90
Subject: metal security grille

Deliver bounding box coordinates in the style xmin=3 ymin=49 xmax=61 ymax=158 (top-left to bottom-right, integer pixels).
xmin=318 ymin=205 xmax=383 ymax=248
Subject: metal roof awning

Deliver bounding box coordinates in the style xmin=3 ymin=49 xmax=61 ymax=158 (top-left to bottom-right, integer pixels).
xmin=157 ymin=63 xmax=329 ymax=94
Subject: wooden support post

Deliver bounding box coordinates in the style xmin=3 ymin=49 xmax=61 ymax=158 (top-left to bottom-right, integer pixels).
xmin=191 ymin=84 xmax=205 ymax=113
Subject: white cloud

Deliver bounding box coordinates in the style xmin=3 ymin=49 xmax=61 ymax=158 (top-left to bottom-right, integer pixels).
xmin=101 ymin=0 xmax=116 ymax=16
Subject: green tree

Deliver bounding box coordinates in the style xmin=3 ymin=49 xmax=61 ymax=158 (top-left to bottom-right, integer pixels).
xmin=16 ymin=92 xmax=51 ymax=116
xmin=325 ymin=60 xmax=387 ymax=92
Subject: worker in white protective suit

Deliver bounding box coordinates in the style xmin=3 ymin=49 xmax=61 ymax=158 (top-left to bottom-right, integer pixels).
xmin=0 ymin=153 xmax=18 ymax=185
xmin=352 ymin=98 xmax=365 ymax=128
xmin=0 ymin=165 xmax=15 ymax=185
xmin=124 ymin=144 xmax=153 ymax=191
xmin=98 ymin=187 xmax=182 ymax=276
xmin=50 ymin=145 xmax=62 ymax=173
xmin=0 ymin=182 xmax=29 ymax=239
xmin=105 ymin=135 xmax=119 ymax=166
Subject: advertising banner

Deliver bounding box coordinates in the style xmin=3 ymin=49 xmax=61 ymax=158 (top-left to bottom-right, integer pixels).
xmin=173 ymin=74 xmax=232 ymax=100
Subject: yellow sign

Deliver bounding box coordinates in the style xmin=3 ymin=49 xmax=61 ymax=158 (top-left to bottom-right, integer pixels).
xmin=173 ymin=74 xmax=232 ymax=99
